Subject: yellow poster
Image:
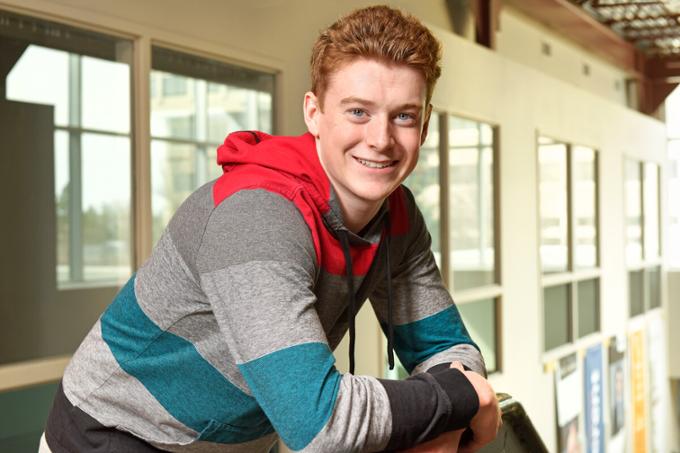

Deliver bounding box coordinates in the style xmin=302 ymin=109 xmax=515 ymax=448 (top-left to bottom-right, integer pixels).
xmin=630 ymin=329 xmax=647 ymax=453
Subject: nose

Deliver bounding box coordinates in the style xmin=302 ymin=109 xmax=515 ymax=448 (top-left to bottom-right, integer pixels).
xmin=365 ymin=115 xmax=394 ymax=152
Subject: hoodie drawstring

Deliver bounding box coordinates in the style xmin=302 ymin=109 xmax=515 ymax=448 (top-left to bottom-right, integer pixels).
xmin=384 ymin=215 xmax=395 ymax=371
xmin=337 ymin=214 xmax=395 ymax=376
xmin=337 ymin=231 xmax=356 ymax=375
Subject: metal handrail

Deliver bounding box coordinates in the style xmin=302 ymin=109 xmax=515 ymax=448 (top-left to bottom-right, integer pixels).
xmin=477 ymin=393 xmax=549 ymax=453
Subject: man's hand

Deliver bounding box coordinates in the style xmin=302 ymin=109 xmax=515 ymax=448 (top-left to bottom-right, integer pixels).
xmin=450 ymin=362 xmax=501 ymax=453
xmin=398 ymin=429 xmax=464 ymax=453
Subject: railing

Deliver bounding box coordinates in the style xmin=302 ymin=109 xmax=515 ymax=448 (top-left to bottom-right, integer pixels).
xmin=477 ymin=393 xmax=548 ymax=453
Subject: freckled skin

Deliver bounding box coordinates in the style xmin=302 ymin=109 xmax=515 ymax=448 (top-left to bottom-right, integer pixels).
xmin=303 ymin=58 xmax=431 ymax=233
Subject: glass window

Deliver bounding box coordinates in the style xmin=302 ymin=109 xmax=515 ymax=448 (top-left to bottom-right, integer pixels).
xmin=643 ymin=163 xmax=660 ymax=260
xmin=405 ymin=114 xmax=441 ymax=265
xmin=458 ymin=298 xmax=498 ymax=372
xmin=647 ymin=266 xmax=661 ymax=310
xmin=573 ymin=147 xmax=598 ymax=269
xmin=624 ymin=160 xmax=643 ymax=265
xmin=669 ymin=141 xmax=680 ymax=268
xmin=538 ymin=138 xmax=600 ymax=350
xmin=577 ymin=279 xmax=599 ymax=338
xmin=626 ymin=158 xmax=661 ymax=316
xmin=150 ymin=47 xmax=275 ymax=244
xmin=0 ymin=11 xmax=132 ymax=368
xmin=538 ymin=138 xmax=569 ymax=274
xmin=449 ymin=116 xmax=495 ymax=290
xmin=544 ymin=284 xmax=571 ymax=351
xmin=629 ymin=270 xmax=644 ymax=317
xmin=6 ymin=18 xmax=132 ymax=287
xmin=81 ymin=134 xmax=131 ymax=282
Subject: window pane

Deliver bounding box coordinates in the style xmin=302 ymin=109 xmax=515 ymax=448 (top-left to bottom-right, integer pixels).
xmin=647 ymin=266 xmax=661 ymax=309
xmin=643 ymin=163 xmax=660 ymax=260
xmin=458 ymin=298 xmax=498 ymax=372
xmin=573 ymin=146 xmax=598 ymax=269
xmin=82 ymin=56 xmax=131 ymax=133
xmin=669 ymin=141 xmax=680 ymax=268
xmin=625 ymin=160 xmax=643 ymax=265
xmin=55 ymin=131 xmax=70 ymax=284
xmin=207 ymin=84 xmax=273 ymax=143
xmin=577 ymin=278 xmax=599 ymax=338
xmin=539 ymin=138 xmax=569 ymax=273
xmin=629 ymin=270 xmax=644 ymax=317
xmin=405 ymin=114 xmax=440 ymax=265
xmin=81 ymin=133 xmax=132 ymax=283
xmin=449 ymin=116 xmax=495 ymax=290
xmin=150 ymin=49 xmax=275 ymax=243
xmin=151 ymin=141 xmax=221 ymax=243
xmin=4 ymin=16 xmax=132 ymax=290
xmin=6 ymin=45 xmax=70 ymax=126
xmin=544 ymin=284 xmax=571 ymax=351
xmin=151 ymin=72 xmax=197 ymax=140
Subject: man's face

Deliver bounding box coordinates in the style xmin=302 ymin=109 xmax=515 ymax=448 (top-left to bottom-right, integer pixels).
xmin=304 ymin=58 xmax=431 ymax=215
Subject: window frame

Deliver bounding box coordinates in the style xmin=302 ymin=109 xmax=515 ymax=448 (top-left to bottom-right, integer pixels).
xmin=0 ymin=4 xmax=279 ymax=391
xmin=537 ymin=135 xmax=602 ymax=354
xmin=625 ymin=158 xmax=663 ymax=317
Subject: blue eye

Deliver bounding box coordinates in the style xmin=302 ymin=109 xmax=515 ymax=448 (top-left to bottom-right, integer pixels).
xmin=397 ymin=113 xmax=414 ymax=121
xmin=350 ymin=108 xmax=365 ymax=117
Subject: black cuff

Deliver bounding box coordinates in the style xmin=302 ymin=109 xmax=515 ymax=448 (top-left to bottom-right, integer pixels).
xmin=377 ymin=369 xmax=479 ymax=451
xmin=428 ymin=368 xmax=479 ymax=430
xmin=426 ymin=362 xmax=472 ymax=374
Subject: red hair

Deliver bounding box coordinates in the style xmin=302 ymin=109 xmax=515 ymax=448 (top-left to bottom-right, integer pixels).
xmin=310 ymin=5 xmax=442 ymax=106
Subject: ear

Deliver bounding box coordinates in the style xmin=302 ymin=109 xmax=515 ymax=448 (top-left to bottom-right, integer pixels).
xmin=303 ymin=91 xmax=322 ymax=137
xmin=420 ymin=104 xmax=433 ymax=146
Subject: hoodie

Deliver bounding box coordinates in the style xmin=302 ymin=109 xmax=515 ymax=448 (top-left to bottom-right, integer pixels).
xmin=46 ymin=131 xmax=486 ymax=453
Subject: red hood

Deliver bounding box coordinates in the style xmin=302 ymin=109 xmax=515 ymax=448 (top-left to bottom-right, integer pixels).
xmin=216 ymin=131 xmax=332 ymax=215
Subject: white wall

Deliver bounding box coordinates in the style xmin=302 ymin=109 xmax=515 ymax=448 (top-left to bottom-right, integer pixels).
xmin=0 ymin=0 xmax=674 ymax=451
xmin=496 ymin=8 xmax=629 ymax=108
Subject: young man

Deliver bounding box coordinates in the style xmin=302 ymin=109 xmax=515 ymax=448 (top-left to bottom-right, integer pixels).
xmin=43 ymin=6 xmax=499 ymax=453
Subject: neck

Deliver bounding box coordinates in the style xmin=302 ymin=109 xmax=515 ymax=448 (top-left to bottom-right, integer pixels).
xmin=335 ymin=193 xmax=382 ymax=234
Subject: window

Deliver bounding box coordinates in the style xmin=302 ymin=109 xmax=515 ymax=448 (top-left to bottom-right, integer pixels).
xmin=625 ymin=158 xmax=662 ymax=316
xmin=404 ymin=114 xmax=441 ymax=264
xmin=0 ymin=11 xmax=133 ymax=369
xmin=5 ymin=13 xmax=133 ymax=287
xmin=448 ymin=115 xmax=500 ymax=372
xmin=386 ymin=113 xmax=501 ymax=376
xmin=666 ymin=87 xmax=680 ymax=269
xmin=538 ymin=137 xmax=600 ymax=351
xmin=150 ymin=47 xmax=275 ymax=243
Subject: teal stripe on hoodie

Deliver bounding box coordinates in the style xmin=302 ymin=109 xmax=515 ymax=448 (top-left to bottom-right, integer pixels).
xmin=384 ymin=305 xmax=479 ymax=374
xmin=101 ymin=276 xmax=274 ymax=443
xmin=238 ymin=342 xmax=342 ymax=451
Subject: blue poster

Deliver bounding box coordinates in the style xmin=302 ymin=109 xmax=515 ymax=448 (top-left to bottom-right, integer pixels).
xmin=584 ymin=344 xmax=605 ymax=453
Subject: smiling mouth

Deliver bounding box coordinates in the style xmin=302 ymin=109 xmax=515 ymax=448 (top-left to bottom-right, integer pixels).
xmin=353 ymin=156 xmax=397 ymax=169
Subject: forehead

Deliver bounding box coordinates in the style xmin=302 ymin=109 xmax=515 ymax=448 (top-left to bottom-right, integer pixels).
xmin=324 ymin=58 xmax=427 ymax=105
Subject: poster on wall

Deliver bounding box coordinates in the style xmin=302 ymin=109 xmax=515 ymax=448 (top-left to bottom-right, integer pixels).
xmin=583 ymin=344 xmax=604 ymax=453
xmin=556 ymin=353 xmax=583 ymax=453
xmin=647 ymin=313 xmax=669 ymax=453
xmin=608 ymin=336 xmax=627 ymax=453
xmin=630 ymin=328 xmax=647 ymax=453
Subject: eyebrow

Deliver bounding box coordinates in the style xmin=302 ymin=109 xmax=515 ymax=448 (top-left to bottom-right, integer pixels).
xmin=339 ymin=96 xmax=422 ymax=111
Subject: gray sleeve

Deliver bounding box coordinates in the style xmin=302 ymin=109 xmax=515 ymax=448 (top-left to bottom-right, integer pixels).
xmin=370 ymin=187 xmax=487 ymax=376
xmin=196 ymin=189 xmax=395 ymax=452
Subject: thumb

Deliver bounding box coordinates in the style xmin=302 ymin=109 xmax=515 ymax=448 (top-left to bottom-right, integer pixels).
xmin=450 ymin=361 xmax=464 ymax=371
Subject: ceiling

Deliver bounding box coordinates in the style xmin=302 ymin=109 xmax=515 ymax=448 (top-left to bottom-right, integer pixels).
xmin=572 ymin=0 xmax=680 ymax=56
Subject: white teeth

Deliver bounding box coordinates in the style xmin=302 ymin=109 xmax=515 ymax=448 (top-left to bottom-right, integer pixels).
xmin=356 ymin=158 xmax=394 ymax=169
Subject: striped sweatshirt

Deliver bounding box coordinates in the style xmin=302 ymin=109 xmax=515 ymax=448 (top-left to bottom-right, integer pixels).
xmin=46 ymin=131 xmax=486 ymax=453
